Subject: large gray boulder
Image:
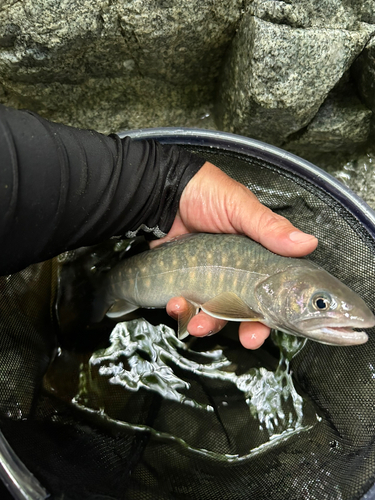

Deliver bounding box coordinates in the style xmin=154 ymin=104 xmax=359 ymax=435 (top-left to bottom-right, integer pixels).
xmin=0 ymin=0 xmax=242 ymax=132
xmin=216 ymin=13 xmax=374 ymax=145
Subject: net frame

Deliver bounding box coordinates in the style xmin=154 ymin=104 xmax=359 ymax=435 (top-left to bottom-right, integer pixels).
xmin=1 ymin=128 xmax=375 ymax=500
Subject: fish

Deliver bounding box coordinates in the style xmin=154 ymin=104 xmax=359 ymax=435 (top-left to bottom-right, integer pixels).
xmin=92 ymin=233 xmax=375 ymax=346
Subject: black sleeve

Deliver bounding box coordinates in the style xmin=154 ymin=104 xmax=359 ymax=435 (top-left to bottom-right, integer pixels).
xmin=0 ymin=105 xmax=206 ymax=275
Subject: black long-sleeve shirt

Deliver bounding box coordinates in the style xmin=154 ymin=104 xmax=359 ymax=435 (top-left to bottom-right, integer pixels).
xmin=0 ymin=105 xmax=205 ymax=275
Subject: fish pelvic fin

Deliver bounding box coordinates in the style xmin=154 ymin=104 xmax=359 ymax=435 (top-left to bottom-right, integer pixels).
xmin=106 ymin=299 xmax=139 ymax=318
xmin=178 ymin=300 xmax=200 ymax=340
xmin=201 ymin=292 xmax=264 ymax=322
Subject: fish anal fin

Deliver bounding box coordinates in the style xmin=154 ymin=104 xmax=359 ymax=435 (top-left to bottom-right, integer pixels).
xmin=178 ymin=300 xmax=200 ymax=340
xmin=201 ymin=292 xmax=264 ymax=322
xmin=106 ymin=299 xmax=139 ymax=318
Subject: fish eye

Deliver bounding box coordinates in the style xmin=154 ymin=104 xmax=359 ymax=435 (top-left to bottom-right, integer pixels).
xmin=312 ymin=294 xmax=331 ymax=311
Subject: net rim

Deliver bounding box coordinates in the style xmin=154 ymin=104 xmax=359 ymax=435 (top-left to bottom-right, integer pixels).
xmin=118 ymin=127 xmax=375 ymax=241
xmin=3 ymin=127 xmax=375 ymax=500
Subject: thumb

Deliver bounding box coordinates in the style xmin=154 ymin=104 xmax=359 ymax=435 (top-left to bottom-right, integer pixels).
xmin=246 ymin=207 xmax=318 ymax=257
xmin=230 ymin=188 xmax=318 ymax=257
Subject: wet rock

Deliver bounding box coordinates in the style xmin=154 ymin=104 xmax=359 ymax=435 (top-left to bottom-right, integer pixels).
xmin=285 ymin=84 xmax=372 ymax=153
xmin=353 ymin=37 xmax=375 ymax=114
xmin=0 ymin=0 xmax=242 ymax=132
xmin=216 ymin=14 xmax=374 ymax=145
xmin=0 ymin=0 xmax=374 ymax=156
xmin=286 ymin=139 xmax=375 ymax=212
xmin=328 ymin=150 xmax=375 ymax=211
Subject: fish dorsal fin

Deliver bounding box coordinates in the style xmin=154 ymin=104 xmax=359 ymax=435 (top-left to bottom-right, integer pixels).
xmin=177 ymin=300 xmax=200 ymax=340
xmin=106 ymin=299 xmax=139 ymax=318
xmin=201 ymin=292 xmax=264 ymax=321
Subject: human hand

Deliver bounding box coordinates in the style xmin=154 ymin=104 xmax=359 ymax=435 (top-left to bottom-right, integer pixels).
xmin=150 ymin=161 xmax=318 ymax=349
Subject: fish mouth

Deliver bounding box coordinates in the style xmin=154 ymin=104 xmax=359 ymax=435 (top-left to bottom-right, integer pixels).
xmin=291 ymin=314 xmax=375 ymax=345
xmin=300 ymin=326 xmax=369 ymax=346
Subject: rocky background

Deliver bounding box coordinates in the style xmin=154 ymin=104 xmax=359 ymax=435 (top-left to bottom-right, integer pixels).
xmin=0 ymin=0 xmax=375 ymax=206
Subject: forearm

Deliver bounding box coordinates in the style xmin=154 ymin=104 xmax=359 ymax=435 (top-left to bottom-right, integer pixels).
xmin=0 ymin=105 xmax=205 ymax=275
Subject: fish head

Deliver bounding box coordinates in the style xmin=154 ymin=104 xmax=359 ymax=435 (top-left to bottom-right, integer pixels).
xmin=255 ymin=266 xmax=375 ymax=345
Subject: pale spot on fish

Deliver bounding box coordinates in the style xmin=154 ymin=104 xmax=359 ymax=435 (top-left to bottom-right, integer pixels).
xmin=296 ymin=296 xmax=305 ymax=312
xmin=207 ymin=271 xmax=213 ymax=286
xmin=145 ymin=279 xmax=151 ymax=288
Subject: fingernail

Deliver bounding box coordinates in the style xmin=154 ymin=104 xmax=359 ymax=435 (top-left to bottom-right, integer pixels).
xmin=289 ymin=231 xmax=317 ymax=243
xmin=206 ymin=330 xmax=216 ymax=337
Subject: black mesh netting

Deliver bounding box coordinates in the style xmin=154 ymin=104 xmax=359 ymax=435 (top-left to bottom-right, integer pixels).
xmin=1 ymin=145 xmax=375 ymax=500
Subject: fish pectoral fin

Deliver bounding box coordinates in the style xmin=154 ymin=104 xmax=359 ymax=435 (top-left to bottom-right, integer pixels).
xmin=177 ymin=300 xmax=200 ymax=340
xmin=201 ymin=292 xmax=264 ymax=322
xmin=106 ymin=299 xmax=139 ymax=318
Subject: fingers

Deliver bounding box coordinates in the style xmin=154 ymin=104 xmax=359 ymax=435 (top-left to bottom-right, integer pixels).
xmin=238 ymin=322 xmax=270 ymax=349
xmin=166 ymin=296 xmax=270 ymax=350
xmin=188 ymin=313 xmax=270 ymax=350
xmin=166 ymin=297 xmax=227 ymax=336
xmin=186 ymin=311 xmax=227 ymax=337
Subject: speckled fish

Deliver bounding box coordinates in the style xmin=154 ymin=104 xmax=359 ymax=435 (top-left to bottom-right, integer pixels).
xmin=93 ymin=233 xmax=375 ymax=345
